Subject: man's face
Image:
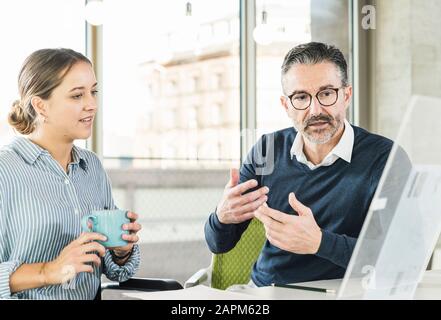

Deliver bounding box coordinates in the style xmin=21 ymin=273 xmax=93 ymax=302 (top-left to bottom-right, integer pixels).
xmin=280 ymin=62 xmax=352 ymax=145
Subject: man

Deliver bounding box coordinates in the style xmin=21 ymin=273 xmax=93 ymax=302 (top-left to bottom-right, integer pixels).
xmin=204 ymin=42 xmax=394 ymax=287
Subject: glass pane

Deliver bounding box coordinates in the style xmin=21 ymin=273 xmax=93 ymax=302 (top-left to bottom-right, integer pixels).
xmin=339 ymin=96 xmax=441 ymax=299
xmin=255 ymin=0 xmax=350 ymax=136
xmin=102 ymin=0 xmax=240 ymax=288
xmin=0 ymin=0 xmax=86 ymax=148
xmin=102 ymin=0 xmax=240 ymax=170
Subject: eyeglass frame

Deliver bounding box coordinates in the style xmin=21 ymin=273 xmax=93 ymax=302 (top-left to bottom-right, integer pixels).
xmin=284 ymin=86 xmax=346 ymax=111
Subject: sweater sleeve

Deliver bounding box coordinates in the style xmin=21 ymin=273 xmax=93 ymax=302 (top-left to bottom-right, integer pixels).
xmin=205 ymin=135 xmax=269 ymax=254
xmin=315 ymin=230 xmax=357 ymax=268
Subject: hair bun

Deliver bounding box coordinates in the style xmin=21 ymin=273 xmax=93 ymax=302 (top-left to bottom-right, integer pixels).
xmin=8 ymin=99 xmax=36 ymax=135
xmin=12 ymin=99 xmax=23 ymax=109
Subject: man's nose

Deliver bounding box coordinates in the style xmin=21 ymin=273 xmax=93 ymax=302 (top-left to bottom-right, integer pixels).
xmin=308 ymin=96 xmax=323 ymax=116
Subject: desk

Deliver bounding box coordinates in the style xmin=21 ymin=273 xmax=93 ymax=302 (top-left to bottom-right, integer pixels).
xmin=236 ymin=270 xmax=441 ymax=300
xmin=121 ymin=270 xmax=441 ymax=300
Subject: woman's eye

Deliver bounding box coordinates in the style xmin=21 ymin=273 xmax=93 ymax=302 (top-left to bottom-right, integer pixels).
xmin=92 ymin=90 xmax=98 ymax=96
xmin=72 ymin=94 xmax=82 ymax=99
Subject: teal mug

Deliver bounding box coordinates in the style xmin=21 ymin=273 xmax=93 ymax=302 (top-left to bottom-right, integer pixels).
xmin=81 ymin=209 xmax=130 ymax=248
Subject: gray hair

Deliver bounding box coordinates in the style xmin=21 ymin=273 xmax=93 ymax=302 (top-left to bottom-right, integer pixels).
xmin=281 ymin=42 xmax=348 ymax=91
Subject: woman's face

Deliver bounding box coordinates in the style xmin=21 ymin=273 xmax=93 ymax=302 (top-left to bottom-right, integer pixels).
xmin=42 ymin=61 xmax=98 ymax=141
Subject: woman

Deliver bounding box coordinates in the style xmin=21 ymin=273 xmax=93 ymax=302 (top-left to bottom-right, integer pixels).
xmin=0 ymin=48 xmax=142 ymax=299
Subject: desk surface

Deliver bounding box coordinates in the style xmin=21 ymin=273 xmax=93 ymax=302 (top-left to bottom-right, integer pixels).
xmin=237 ymin=270 xmax=441 ymax=300
xmin=121 ymin=270 xmax=441 ymax=300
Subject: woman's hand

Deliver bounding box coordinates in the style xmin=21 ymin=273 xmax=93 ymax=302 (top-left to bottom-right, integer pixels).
xmin=111 ymin=211 xmax=142 ymax=259
xmin=42 ymin=232 xmax=107 ymax=285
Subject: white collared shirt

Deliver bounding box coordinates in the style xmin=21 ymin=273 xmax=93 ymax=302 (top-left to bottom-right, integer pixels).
xmin=290 ymin=119 xmax=354 ymax=170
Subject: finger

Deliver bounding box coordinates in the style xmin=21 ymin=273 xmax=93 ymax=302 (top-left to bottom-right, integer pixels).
xmin=127 ymin=211 xmax=138 ymax=221
xmin=123 ymin=222 xmax=142 ymax=232
xmin=122 ymin=234 xmax=139 ymax=243
xmin=231 ymin=195 xmax=268 ymax=215
xmin=254 ymin=206 xmax=284 ymax=231
xmin=289 ymin=193 xmax=312 ymax=216
xmin=76 ymin=232 xmax=107 ymax=245
xmin=79 ymin=253 xmax=102 ymax=267
xmin=229 ymin=179 xmax=258 ymax=197
xmin=77 ymin=264 xmax=94 ymax=274
xmin=81 ymin=242 xmax=106 ymax=257
xmin=257 ymin=205 xmax=291 ymax=224
xmin=230 ymin=186 xmax=269 ymax=207
xmin=226 ymin=168 xmax=240 ymax=188
xmin=264 ymin=225 xmax=285 ymax=244
xmin=265 ymin=232 xmax=286 ymax=251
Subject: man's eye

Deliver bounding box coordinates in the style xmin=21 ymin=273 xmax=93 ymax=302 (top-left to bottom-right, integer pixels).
xmin=294 ymin=94 xmax=307 ymax=101
xmin=320 ymin=90 xmax=333 ymax=97
xmin=92 ymin=90 xmax=98 ymax=96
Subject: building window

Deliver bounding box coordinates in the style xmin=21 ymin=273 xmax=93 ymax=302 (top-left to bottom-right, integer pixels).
xmin=255 ymin=0 xmax=350 ymax=137
xmin=0 ymin=0 xmax=85 ymax=148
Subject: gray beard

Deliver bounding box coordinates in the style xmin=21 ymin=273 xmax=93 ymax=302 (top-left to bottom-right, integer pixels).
xmin=295 ymin=117 xmax=343 ymax=145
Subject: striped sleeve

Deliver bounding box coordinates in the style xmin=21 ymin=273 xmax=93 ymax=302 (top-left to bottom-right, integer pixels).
xmin=102 ymin=244 xmax=140 ymax=282
xmin=0 ymin=183 xmax=22 ymax=299
xmin=0 ymin=261 xmax=22 ymax=299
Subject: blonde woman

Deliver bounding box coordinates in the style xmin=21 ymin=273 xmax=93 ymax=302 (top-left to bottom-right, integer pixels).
xmin=0 ymin=48 xmax=142 ymax=299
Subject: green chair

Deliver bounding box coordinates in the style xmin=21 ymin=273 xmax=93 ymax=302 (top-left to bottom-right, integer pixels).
xmin=185 ymin=218 xmax=266 ymax=290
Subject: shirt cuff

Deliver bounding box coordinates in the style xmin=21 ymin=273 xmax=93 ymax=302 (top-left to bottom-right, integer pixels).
xmin=103 ymin=244 xmax=140 ymax=283
xmin=0 ymin=260 xmax=23 ymax=299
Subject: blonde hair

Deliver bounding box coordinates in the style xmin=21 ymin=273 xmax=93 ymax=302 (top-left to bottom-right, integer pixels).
xmin=8 ymin=48 xmax=92 ymax=135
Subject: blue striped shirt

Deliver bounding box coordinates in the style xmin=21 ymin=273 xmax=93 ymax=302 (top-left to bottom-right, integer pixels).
xmin=0 ymin=137 xmax=140 ymax=299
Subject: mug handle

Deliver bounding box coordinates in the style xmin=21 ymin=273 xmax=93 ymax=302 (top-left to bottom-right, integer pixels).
xmin=81 ymin=215 xmax=97 ymax=232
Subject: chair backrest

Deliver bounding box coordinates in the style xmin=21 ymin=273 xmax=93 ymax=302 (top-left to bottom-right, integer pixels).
xmin=211 ymin=218 xmax=266 ymax=290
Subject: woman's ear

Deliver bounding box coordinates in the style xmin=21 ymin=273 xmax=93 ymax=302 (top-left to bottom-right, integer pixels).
xmin=30 ymin=96 xmax=48 ymax=118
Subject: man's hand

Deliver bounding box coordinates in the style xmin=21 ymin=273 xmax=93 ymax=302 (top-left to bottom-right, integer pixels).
xmin=254 ymin=192 xmax=322 ymax=254
xmin=216 ymin=168 xmax=269 ymax=224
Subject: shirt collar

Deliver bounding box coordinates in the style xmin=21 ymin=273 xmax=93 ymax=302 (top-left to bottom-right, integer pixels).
xmin=71 ymin=144 xmax=89 ymax=171
xmin=290 ymin=119 xmax=354 ymax=164
xmin=10 ymin=136 xmax=88 ymax=170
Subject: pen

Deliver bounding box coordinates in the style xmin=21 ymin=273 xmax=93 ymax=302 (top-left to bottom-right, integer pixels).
xmin=272 ymin=283 xmax=336 ymax=294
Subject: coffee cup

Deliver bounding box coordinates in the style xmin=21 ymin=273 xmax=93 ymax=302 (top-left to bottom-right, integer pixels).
xmin=81 ymin=209 xmax=130 ymax=248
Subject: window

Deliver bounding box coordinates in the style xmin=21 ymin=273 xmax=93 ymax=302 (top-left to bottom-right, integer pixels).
xmin=187 ymin=106 xmax=199 ymax=129
xmin=0 ymin=0 xmax=86 ymax=148
xmin=102 ymin=0 xmax=240 ymax=167
xmin=209 ymin=103 xmax=222 ymax=126
xmin=255 ymin=0 xmax=351 ymax=137
xmin=102 ymin=0 xmax=240 ymax=285
xmin=212 ymin=72 xmax=224 ymax=89
xmin=188 ymin=75 xmax=201 ymax=93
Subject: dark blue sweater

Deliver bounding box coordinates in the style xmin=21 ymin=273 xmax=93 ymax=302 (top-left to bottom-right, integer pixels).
xmin=205 ymin=125 xmax=394 ymax=286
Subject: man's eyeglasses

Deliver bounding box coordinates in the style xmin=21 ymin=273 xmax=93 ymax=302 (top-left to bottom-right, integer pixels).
xmin=285 ymin=87 xmax=344 ymax=110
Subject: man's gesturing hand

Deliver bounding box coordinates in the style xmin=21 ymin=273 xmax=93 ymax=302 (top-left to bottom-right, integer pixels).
xmin=216 ymin=168 xmax=269 ymax=224
xmin=254 ymin=192 xmax=322 ymax=254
